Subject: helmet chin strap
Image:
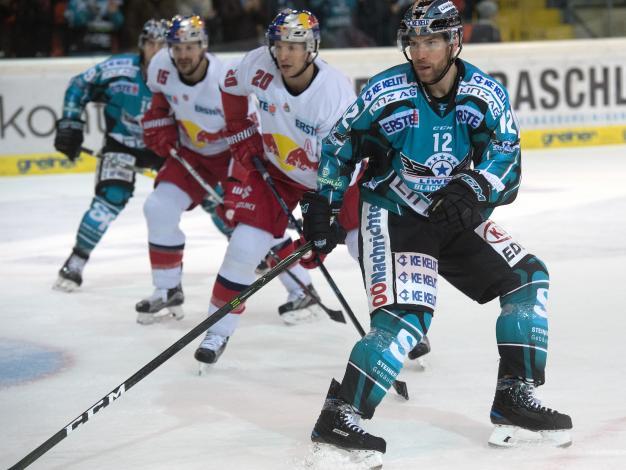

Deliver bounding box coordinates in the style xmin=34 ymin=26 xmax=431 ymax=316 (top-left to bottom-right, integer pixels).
xmin=288 ymin=51 xmax=318 ymax=79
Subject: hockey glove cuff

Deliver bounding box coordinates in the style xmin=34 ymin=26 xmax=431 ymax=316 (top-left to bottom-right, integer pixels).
xmin=428 ymin=170 xmax=491 ymax=233
xmin=142 ymin=115 xmax=178 ymax=158
xmin=224 ymin=119 xmax=264 ymax=174
xmin=54 ymin=118 xmax=85 ymax=161
xmin=301 ymin=192 xmax=344 ymax=255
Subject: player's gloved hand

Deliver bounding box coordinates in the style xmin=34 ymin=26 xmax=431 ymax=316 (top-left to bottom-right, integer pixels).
xmin=301 ymin=192 xmax=345 ymax=255
xmin=54 ymin=118 xmax=85 ymax=161
xmin=142 ymin=112 xmax=178 ymax=158
xmin=223 ymin=118 xmax=264 ymax=174
xmin=294 ymin=236 xmax=328 ymax=269
xmin=428 ymin=170 xmax=490 ymax=233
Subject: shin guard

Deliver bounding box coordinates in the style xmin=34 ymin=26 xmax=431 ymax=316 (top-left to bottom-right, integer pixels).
xmin=496 ymin=256 xmax=549 ymax=385
xmin=339 ymin=308 xmax=431 ymax=418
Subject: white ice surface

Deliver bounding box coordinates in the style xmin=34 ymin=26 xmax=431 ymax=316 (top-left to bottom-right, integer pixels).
xmin=1 ymin=146 xmax=626 ymax=470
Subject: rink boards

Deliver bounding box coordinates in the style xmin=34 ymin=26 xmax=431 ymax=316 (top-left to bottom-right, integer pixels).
xmin=2 ymin=38 xmax=626 ymax=176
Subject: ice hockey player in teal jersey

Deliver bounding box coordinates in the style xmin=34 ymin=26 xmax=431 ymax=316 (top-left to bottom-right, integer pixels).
xmin=53 ymin=19 xmax=167 ymax=292
xmin=302 ymin=1 xmax=572 ymax=466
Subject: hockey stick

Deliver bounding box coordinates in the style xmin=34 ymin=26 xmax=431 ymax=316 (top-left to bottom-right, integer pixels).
xmin=8 ymin=240 xmax=314 ymax=470
xmin=168 ymin=148 xmax=345 ymax=323
xmin=252 ymin=157 xmax=410 ymax=401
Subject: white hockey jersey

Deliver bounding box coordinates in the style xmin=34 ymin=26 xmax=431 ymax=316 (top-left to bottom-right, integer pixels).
xmin=147 ymin=48 xmax=230 ymax=156
xmin=220 ymin=46 xmax=356 ymax=189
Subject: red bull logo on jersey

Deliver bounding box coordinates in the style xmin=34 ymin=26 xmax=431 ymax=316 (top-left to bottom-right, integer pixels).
xmin=264 ymin=133 xmax=318 ymax=171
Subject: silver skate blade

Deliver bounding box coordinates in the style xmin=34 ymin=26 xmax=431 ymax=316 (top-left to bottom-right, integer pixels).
xmin=305 ymin=442 xmax=383 ymax=470
xmin=412 ymin=357 xmax=427 ymax=372
xmin=197 ymin=362 xmax=213 ymax=376
xmin=280 ymin=305 xmax=322 ymax=326
xmin=52 ymin=277 xmax=79 ymax=293
xmin=488 ymin=425 xmax=572 ymax=448
xmin=136 ymin=305 xmax=185 ymax=325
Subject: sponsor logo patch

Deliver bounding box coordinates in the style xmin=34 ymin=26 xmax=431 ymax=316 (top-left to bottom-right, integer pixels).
xmin=456 ymin=105 xmax=485 ymax=129
xmin=370 ymin=87 xmax=418 ymax=114
xmin=379 ymin=109 xmax=419 ymax=135
xmin=475 ymin=220 xmax=528 ymax=267
xmin=395 ymin=252 xmax=438 ymax=309
xmin=363 ymin=74 xmax=408 ymax=104
xmin=363 ymin=203 xmax=393 ymax=311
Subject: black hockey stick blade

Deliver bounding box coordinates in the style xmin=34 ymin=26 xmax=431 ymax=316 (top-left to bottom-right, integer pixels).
xmin=324 ymin=307 xmax=346 ymax=323
xmin=392 ymin=379 xmax=409 ymax=400
xmin=8 ymin=241 xmax=314 ymax=470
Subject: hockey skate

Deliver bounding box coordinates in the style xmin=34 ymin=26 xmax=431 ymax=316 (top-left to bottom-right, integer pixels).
xmin=488 ymin=378 xmax=573 ymax=448
xmin=408 ymin=335 xmax=431 ymax=371
xmin=278 ymin=284 xmax=323 ymax=325
xmin=194 ymin=331 xmax=229 ymax=375
xmin=306 ymin=379 xmax=386 ymax=470
xmin=135 ymin=285 xmax=184 ymax=324
xmin=53 ymin=250 xmax=88 ymax=292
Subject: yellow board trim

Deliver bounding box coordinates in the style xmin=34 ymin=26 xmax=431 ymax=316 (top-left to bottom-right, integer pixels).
xmin=2 ymin=125 xmax=626 ymax=177
xmin=521 ymin=125 xmax=626 ymax=149
xmin=0 ymin=151 xmax=98 ymax=177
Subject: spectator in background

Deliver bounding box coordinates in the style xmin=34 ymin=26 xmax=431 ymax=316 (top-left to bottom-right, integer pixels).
xmin=311 ymin=0 xmax=375 ymax=47
xmin=65 ymin=0 xmax=124 ymax=55
xmin=122 ymin=0 xmax=178 ymax=51
xmin=468 ymin=0 xmax=500 ymax=43
xmin=389 ymin=0 xmax=412 ymax=45
xmin=212 ymin=0 xmax=267 ymax=51
xmin=1 ymin=0 xmax=53 ymax=57
xmin=356 ymin=0 xmax=392 ymax=46
xmin=265 ymin=0 xmax=308 ymax=17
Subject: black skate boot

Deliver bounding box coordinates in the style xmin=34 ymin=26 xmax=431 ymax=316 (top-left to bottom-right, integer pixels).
xmin=489 ymin=378 xmax=573 ymax=448
xmin=278 ymin=284 xmax=322 ymax=325
xmin=53 ymin=249 xmax=88 ymax=292
xmin=135 ymin=285 xmax=184 ymax=324
xmin=308 ymin=379 xmax=386 ymax=469
xmin=408 ymin=335 xmax=431 ymax=370
xmin=194 ymin=332 xmax=229 ymax=374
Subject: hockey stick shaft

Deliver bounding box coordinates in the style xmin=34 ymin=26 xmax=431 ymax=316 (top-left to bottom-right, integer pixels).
xmin=251 ymin=157 xmax=409 ymax=400
xmin=8 ymin=241 xmax=314 ymax=470
xmin=168 ymin=148 xmax=344 ymax=323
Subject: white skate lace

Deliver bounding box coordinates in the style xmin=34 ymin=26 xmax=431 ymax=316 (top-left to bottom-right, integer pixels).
xmin=516 ymin=383 xmax=557 ymax=415
xmin=200 ymin=332 xmax=226 ymax=351
xmin=340 ymin=406 xmax=367 ymax=435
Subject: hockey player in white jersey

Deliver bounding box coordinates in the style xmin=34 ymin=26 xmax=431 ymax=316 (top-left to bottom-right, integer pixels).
xmin=135 ymin=15 xmax=235 ymax=324
xmin=193 ymin=9 xmax=362 ymax=365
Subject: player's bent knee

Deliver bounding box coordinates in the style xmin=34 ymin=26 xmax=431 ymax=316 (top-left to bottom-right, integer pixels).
xmin=369 ymin=308 xmax=430 ymax=363
xmin=96 ymin=183 xmax=132 ymax=208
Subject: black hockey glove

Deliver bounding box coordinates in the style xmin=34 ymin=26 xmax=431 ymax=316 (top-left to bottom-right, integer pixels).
xmin=301 ymin=191 xmax=345 ymax=255
xmin=428 ymin=170 xmax=490 ymax=233
xmin=54 ymin=118 xmax=85 ymax=161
